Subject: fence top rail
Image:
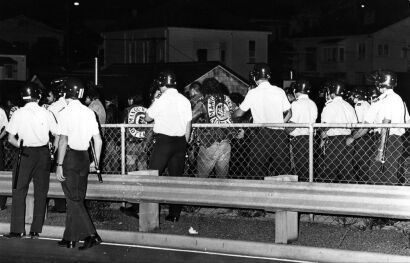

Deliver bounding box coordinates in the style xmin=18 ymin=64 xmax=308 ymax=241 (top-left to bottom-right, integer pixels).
xmin=101 ymin=123 xmax=410 ymax=129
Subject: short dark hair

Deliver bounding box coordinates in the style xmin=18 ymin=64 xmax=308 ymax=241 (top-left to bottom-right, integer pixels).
xmin=86 ymin=87 xmax=100 ymax=100
xmin=189 ymin=81 xmax=201 ymax=91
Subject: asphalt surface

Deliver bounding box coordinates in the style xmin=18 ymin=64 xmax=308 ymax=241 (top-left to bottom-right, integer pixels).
xmin=0 ymin=236 xmax=313 ymax=263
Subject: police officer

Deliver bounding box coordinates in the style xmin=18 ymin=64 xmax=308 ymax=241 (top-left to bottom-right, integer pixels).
xmin=4 ymin=82 xmax=57 ymax=239
xmin=288 ymin=80 xmax=318 ymax=181
xmin=145 ymin=71 xmax=192 ymax=222
xmin=234 ymin=63 xmax=292 ymax=178
xmin=321 ymin=81 xmax=357 ymax=183
xmin=55 ymin=78 xmax=103 ymax=249
xmin=349 ymin=87 xmax=372 ymax=183
xmin=346 ymin=70 xmax=409 ymax=184
xmin=47 ymin=79 xmax=69 ymax=213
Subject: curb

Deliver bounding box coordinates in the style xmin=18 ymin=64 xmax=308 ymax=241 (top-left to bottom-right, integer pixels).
xmin=1 ymin=223 xmax=409 ymax=263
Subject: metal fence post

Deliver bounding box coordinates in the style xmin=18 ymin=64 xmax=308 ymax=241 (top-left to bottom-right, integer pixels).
xmin=309 ymin=123 xmax=314 ymax=183
xmin=121 ymin=125 xmax=126 ymax=175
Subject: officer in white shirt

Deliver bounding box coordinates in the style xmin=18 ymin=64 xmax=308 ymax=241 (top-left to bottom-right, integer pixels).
xmin=4 ymin=82 xmax=57 ymax=239
xmin=55 ymin=78 xmax=103 ymax=250
xmin=321 ymin=81 xmax=358 ymax=182
xmin=347 ymin=70 xmax=409 ymax=184
xmin=145 ymin=71 xmax=192 ymax=223
xmin=0 ymin=106 xmax=9 ymax=210
xmin=234 ymin=63 xmax=292 ymax=178
xmin=349 ymin=87 xmax=372 ymax=183
xmin=46 ymin=80 xmax=69 ymax=213
xmin=288 ymin=80 xmax=318 ymax=181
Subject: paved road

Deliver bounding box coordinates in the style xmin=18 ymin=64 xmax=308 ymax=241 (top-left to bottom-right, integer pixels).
xmin=0 ymin=237 xmax=313 ymax=263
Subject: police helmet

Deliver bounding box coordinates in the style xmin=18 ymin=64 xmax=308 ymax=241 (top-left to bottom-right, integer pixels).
xmin=324 ymin=81 xmax=345 ymax=96
xmin=368 ymin=86 xmax=381 ymax=102
xmin=52 ymin=77 xmax=85 ymax=99
xmin=291 ymin=79 xmax=311 ymax=94
xmin=157 ymin=70 xmax=177 ymax=87
xmin=369 ymin=69 xmax=397 ymax=90
xmin=249 ymin=63 xmax=271 ymax=84
xmin=350 ymin=86 xmax=367 ymax=101
xmin=20 ymin=82 xmax=42 ymax=101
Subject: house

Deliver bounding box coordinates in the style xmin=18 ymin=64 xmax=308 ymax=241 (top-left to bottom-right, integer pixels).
xmin=99 ymin=61 xmax=249 ymax=107
xmin=290 ymin=16 xmax=410 ymax=85
xmin=0 ymin=15 xmax=63 ymax=51
xmin=0 ymin=55 xmax=26 ymax=81
xmin=101 ymin=27 xmax=270 ymax=79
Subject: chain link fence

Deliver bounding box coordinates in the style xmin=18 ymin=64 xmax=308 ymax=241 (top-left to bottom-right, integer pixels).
xmin=3 ymin=123 xmax=410 ymax=227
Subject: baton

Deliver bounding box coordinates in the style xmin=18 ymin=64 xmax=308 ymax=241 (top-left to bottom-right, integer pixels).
xmin=13 ymin=140 xmax=24 ymax=190
xmin=90 ymin=141 xmax=103 ymax=183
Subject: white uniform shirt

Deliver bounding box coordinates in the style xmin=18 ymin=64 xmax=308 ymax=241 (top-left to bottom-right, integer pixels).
xmin=146 ymin=88 xmax=192 ymax=136
xmin=364 ymin=89 xmax=409 ymax=136
xmin=0 ymin=108 xmax=8 ymax=131
xmin=289 ymin=94 xmax=318 ymax=136
xmin=57 ymin=100 xmax=100 ymax=151
xmin=239 ymin=81 xmax=291 ymax=124
xmin=6 ymin=102 xmax=58 ymax=147
xmin=321 ymin=96 xmax=358 ymax=136
xmin=48 ymin=97 xmax=67 ymax=121
xmin=354 ymin=100 xmax=370 ymax=123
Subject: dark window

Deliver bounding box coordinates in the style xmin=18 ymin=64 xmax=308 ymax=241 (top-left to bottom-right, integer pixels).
xmin=249 ymin=40 xmax=256 ymax=63
xmin=305 ymin=47 xmax=317 ymax=71
xmin=339 ymin=48 xmax=344 ymax=62
xmin=220 ymin=49 xmax=226 ymax=63
xmin=197 ymin=49 xmax=208 ymax=62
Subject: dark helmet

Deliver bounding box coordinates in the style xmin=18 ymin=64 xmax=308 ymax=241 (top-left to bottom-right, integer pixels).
xmin=349 ymin=86 xmax=367 ymax=101
xmin=368 ymin=86 xmax=381 ymax=102
xmin=369 ymin=69 xmax=397 ymax=90
xmin=157 ymin=70 xmax=177 ymax=87
xmin=324 ymin=81 xmax=345 ymax=96
xmin=249 ymin=63 xmax=271 ymax=84
xmin=291 ymin=79 xmax=311 ymax=94
xmin=51 ymin=77 xmax=85 ymax=99
xmin=20 ymin=82 xmax=42 ymax=101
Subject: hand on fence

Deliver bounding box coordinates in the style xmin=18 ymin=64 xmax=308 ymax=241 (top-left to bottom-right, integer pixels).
xmin=346 ymin=137 xmax=354 ymax=146
xmin=236 ymin=129 xmax=245 ymax=139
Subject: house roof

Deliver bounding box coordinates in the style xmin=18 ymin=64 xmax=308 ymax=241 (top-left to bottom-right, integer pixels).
xmin=0 ymin=57 xmax=17 ymax=65
xmin=100 ymin=61 xmax=248 ymax=103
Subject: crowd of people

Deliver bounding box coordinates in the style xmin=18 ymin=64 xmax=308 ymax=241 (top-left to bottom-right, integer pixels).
xmin=0 ymin=63 xmax=408 ymax=235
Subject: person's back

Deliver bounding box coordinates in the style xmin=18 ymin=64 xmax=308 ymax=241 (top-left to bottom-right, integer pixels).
xmin=241 ymin=81 xmax=289 ymax=124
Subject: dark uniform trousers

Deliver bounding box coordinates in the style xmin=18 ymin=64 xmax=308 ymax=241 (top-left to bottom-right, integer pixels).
xmin=323 ymin=135 xmax=354 ymax=183
xmin=291 ymin=135 xmax=309 ymax=182
xmin=369 ymin=135 xmax=403 ymax=185
xmin=0 ymin=140 xmax=7 ymax=207
xmin=353 ymin=135 xmax=374 ymax=183
xmin=149 ymin=134 xmax=187 ymax=218
xmin=61 ymin=149 xmax=96 ymax=241
xmin=251 ymin=128 xmax=290 ymax=179
xmin=11 ymin=146 xmax=50 ymax=233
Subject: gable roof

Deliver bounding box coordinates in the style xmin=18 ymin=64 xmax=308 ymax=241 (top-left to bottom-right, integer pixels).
xmin=100 ymin=61 xmax=249 ymax=104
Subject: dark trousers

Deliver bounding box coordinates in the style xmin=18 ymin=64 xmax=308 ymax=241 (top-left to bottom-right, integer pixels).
xmin=369 ymin=135 xmax=403 ymax=184
xmin=323 ymin=135 xmax=354 ymax=183
xmin=0 ymin=141 xmax=7 ymax=207
xmin=149 ymin=134 xmax=187 ymax=218
xmin=251 ymin=128 xmax=290 ymax=179
xmin=11 ymin=146 xmax=50 ymax=233
xmin=291 ymin=136 xmax=309 ymax=182
xmin=353 ymin=135 xmax=374 ymax=183
xmin=61 ymin=149 xmax=96 ymax=241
